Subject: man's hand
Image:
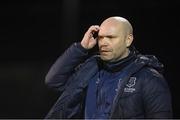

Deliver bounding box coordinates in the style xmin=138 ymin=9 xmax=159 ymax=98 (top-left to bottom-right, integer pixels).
xmin=81 ymin=25 xmax=100 ymax=50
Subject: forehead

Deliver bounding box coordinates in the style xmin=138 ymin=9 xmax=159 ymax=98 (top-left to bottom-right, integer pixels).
xmin=98 ymin=21 xmax=123 ymax=36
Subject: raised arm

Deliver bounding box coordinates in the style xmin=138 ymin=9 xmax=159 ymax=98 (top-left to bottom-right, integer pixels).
xmin=45 ymin=25 xmax=100 ymax=91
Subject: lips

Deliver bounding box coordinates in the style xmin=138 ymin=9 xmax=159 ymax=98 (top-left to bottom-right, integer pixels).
xmin=99 ymin=49 xmax=112 ymax=55
xmin=99 ymin=48 xmax=112 ymax=52
xmin=99 ymin=46 xmax=112 ymax=54
xmin=100 ymin=50 xmax=110 ymax=52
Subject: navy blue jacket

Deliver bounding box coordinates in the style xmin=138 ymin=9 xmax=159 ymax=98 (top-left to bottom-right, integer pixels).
xmin=45 ymin=43 xmax=172 ymax=119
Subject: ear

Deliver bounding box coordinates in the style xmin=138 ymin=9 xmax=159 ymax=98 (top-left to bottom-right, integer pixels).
xmin=126 ymin=34 xmax=133 ymax=47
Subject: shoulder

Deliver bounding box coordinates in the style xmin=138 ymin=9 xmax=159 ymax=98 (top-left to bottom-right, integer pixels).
xmin=137 ymin=67 xmax=163 ymax=80
xmin=75 ymin=55 xmax=99 ymax=71
xmin=136 ymin=67 xmax=169 ymax=93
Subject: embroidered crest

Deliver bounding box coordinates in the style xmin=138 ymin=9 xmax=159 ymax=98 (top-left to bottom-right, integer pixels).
xmin=124 ymin=77 xmax=136 ymax=93
xmin=126 ymin=77 xmax=136 ymax=88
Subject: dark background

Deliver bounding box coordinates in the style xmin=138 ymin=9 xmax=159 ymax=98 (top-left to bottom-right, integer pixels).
xmin=0 ymin=0 xmax=179 ymax=118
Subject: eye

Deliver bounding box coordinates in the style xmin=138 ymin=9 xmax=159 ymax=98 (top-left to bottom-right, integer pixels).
xmin=107 ymin=35 xmax=116 ymax=39
xmin=98 ymin=36 xmax=103 ymax=40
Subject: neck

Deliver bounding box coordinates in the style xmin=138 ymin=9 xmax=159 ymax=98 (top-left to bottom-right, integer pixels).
xmin=99 ymin=49 xmax=136 ymax=72
xmin=110 ymin=49 xmax=130 ymax=63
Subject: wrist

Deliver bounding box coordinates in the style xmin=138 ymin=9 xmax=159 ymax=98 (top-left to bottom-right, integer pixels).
xmin=80 ymin=41 xmax=88 ymax=49
xmin=76 ymin=42 xmax=89 ymax=53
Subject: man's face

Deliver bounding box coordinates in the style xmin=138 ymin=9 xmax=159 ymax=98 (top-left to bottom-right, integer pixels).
xmin=98 ymin=22 xmax=129 ymax=62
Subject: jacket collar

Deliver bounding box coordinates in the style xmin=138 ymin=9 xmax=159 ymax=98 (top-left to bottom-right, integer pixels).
xmin=98 ymin=48 xmax=137 ymax=72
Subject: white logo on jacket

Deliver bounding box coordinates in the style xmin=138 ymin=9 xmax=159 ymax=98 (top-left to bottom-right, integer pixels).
xmin=124 ymin=77 xmax=136 ymax=93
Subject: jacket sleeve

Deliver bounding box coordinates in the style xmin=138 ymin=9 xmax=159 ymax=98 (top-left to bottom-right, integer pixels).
xmin=45 ymin=42 xmax=89 ymax=92
xmin=142 ymin=69 xmax=173 ymax=118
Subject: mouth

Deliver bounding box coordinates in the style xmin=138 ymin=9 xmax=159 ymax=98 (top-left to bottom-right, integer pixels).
xmin=100 ymin=50 xmax=109 ymax=52
xmin=99 ymin=50 xmax=111 ymax=54
xmin=99 ymin=46 xmax=112 ymax=55
xmin=99 ymin=48 xmax=112 ymax=52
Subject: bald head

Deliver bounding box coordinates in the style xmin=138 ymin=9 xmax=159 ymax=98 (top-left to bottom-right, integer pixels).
xmin=97 ymin=16 xmax=134 ymax=62
xmin=100 ymin=16 xmax=133 ymax=35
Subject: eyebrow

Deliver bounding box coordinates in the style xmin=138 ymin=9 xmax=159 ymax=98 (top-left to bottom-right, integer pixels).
xmin=98 ymin=34 xmax=117 ymax=38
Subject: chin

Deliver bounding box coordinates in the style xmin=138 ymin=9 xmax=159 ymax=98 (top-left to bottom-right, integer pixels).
xmin=100 ymin=56 xmax=112 ymax=62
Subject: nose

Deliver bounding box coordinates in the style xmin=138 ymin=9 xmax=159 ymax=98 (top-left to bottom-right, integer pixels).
xmin=98 ymin=36 xmax=108 ymax=46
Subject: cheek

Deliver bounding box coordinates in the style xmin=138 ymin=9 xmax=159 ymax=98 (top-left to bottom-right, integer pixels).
xmin=97 ymin=40 xmax=100 ymax=45
xmin=98 ymin=40 xmax=103 ymax=48
xmin=113 ymin=43 xmax=125 ymax=55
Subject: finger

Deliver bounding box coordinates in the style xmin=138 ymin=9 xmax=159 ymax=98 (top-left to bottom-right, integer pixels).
xmin=92 ymin=25 xmax=100 ymax=31
xmin=87 ymin=25 xmax=100 ymax=33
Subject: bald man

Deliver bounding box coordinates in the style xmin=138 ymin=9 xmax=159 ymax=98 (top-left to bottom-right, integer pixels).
xmin=45 ymin=16 xmax=172 ymax=119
